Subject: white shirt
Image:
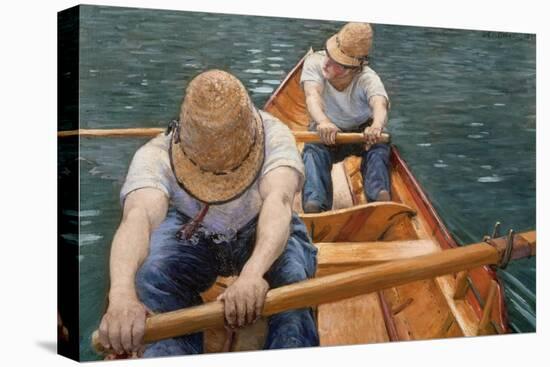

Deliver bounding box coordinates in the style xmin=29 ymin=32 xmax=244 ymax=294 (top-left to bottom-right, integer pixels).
xmin=300 ymin=51 xmax=389 ymax=130
xmin=120 ymin=110 xmax=304 ymax=236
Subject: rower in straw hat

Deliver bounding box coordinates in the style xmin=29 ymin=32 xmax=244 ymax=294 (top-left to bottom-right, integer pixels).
xmin=301 ymin=22 xmax=392 ymax=213
xmin=97 ymin=70 xmax=319 ymax=357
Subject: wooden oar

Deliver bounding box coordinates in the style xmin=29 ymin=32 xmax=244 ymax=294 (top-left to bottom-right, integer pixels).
xmin=294 ymin=131 xmax=391 ymax=144
xmin=58 ymin=128 xmax=164 ymax=138
xmin=57 ymin=128 xmax=391 ymax=144
xmin=91 ymin=230 xmax=534 ymax=354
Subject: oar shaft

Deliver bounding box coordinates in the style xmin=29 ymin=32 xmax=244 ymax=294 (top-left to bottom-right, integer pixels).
xmin=294 ymin=131 xmax=391 ymax=144
xmin=57 ymin=128 xmax=164 ymax=138
xmin=58 ymin=128 xmax=390 ymax=144
xmin=92 ymin=232 xmax=535 ymax=354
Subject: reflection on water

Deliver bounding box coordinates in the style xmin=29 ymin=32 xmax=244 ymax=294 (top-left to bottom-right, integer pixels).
xmin=69 ymin=5 xmax=535 ymax=360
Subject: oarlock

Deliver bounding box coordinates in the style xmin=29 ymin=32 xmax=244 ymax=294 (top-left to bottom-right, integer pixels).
xmin=483 ymin=223 xmax=532 ymax=269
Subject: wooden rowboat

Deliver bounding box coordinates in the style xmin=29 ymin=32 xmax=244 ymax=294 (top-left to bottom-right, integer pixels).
xmin=85 ymin=52 xmax=536 ymax=355
xmin=196 ymin=51 xmax=533 ymax=351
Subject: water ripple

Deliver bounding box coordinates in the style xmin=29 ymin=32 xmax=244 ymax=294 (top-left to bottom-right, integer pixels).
xmin=80 ymin=209 xmax=101 ymax=217
xmin=263 ymin=79 xmax=281 ymax=85
xmin=80 ymin=234 xmax=104 ymax=246
xmin=500 ymin=270 xmax=536 ymax=303
xmin=244 ymin=69 xmax=264 ymax=74
xmin=249 ymin=86 xmax=274 ymax=94
xmin=477 ymin=175 xmax=504 ymax=183
xmin=272 ymin=43 xmax=293 ymax=47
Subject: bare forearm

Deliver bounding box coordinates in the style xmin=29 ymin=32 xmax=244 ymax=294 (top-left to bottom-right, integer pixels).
xmin=241 ymin=194 xmax=292 ymax=278
xmin=371 ymin=110 xmax=387 ymax=129
xmin=109 ymin=211 xmax=151 ymax=298
xmin=99 ymin=188 xmax=167 ymax=353
xmin=217 ymin=167 xmax=298 ymax=328
xmin=305 ymin=93 xmax=331 ymax=125
xmin=370 ymin=97 xmax=389 ymax=129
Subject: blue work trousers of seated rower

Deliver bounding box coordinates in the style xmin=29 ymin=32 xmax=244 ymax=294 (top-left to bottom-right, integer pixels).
xmin=302 ymin=141 xmax=391 ymax=211
xmin=135 ymin=208 xmax=319 ymax=357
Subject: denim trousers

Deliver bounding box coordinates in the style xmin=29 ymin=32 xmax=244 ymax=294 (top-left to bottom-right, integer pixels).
xmin=302 ymin=141 xmax=391 ymax=211
xmin=135 ymin=208 xmax=320 ymax=357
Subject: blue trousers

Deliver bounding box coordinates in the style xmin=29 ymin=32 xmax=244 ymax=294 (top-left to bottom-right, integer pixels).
xmin=135 ymin=209 xmax=319 ymax=357
xmin=302 ymin=141 xmax=391 ymax=211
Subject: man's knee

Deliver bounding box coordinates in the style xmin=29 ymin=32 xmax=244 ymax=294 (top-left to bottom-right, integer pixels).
xmin=303 ymin=201 xmax=322 ymax=213
xmin=143 ymin=334 xmax=203 ymax=357
xmin=265 ymin=309 xmax=319 ymax=349
xmin=267 ymin=240 xmax=317 ymax=288
xmin=136 ymin=258 xmax=165 ymax=295
xmin=303 ymin=143 xmax=330 ymax=160
xmin=364 ymin=143 xmax=390 ymax=162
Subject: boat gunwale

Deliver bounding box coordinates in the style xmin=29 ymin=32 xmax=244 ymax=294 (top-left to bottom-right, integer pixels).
xmin=391 ymin=146 xmax=509 ymax=333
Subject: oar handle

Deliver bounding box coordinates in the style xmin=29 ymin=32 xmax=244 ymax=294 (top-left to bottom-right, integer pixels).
xmin=294 ymin=131 xmax=391 ymax=144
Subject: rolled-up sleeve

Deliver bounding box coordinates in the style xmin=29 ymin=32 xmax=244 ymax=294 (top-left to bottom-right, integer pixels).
xmin=300 ymin=52 xmax=324 ymax=86
xmin=360 ymin=68 xmax=390 ymax=109
xmin=260 ymin=112 xmax=305 ymax=188
xmin=120 ymin=136 xmax=172 ymax=207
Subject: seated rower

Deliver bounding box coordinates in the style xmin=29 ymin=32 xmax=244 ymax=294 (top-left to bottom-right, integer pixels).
xmin=300 ymin=22 xmax=391 ymax=213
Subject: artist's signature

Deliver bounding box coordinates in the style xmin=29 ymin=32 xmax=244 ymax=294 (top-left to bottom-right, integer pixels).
xmin=482 ymin=32 xmax=535 ymax=40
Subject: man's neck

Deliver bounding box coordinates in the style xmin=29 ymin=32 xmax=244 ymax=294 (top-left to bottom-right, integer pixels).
xmin=328 ymin=71 xmax=356 ymax=91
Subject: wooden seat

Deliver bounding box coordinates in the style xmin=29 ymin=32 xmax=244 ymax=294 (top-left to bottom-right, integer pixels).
xmin=299 ymin=202 xmax=416 ymax=242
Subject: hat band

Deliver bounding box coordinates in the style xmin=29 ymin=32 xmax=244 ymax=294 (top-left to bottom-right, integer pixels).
xmin=335 ymin=35 xmax=368 ymax=65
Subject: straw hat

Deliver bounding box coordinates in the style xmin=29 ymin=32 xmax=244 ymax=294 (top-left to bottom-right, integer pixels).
xmin=325 ymin=22 xmax=373 ymax=67
xmin=170 ymin=70 xmax=265 ymax=204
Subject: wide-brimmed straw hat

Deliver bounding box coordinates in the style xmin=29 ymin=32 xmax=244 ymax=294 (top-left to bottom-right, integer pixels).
xmin=170 ymin=70 xmax=265 ymax=204
xmin=325 ymin=22 xmax=373 ymax=68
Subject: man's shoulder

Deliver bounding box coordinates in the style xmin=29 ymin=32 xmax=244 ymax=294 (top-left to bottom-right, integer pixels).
xmin=259 ymin=110 xmax=291 ymax=132
xmin=258 ymin=110 xmax=298 ymax=149
xmin=303 ymin=51 xmax=325 ymax=69
xmin=302 ymin=50 xmax=325 ymax=73
xmin=147 ymin=133 xmax=170 ymax=148
xmin=257 ymin=110 xmax=304 ymax=178
xmin=306 ymin=50 xmax=325 ymax=61
xmin=358 ymin=65 xmax=382 ymax=80
xmin=133 ymin=133 xmax=171 ymax=162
